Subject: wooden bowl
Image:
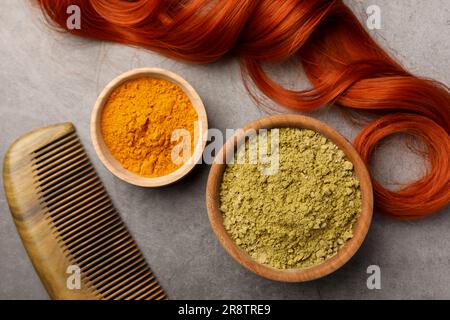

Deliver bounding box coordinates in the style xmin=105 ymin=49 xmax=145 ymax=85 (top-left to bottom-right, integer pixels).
xmin=91 ymin=68 xmax=208 ymax=187
xmin=206 ymin=115 xmax=373 ymax=282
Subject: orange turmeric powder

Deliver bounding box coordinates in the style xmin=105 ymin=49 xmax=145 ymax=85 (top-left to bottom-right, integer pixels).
xmin=101 ymin=77 xmax=198 ymax=177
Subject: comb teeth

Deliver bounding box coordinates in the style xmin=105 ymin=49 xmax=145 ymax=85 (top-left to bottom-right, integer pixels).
xmin=30 ymin=129 xmax=166 ymax=300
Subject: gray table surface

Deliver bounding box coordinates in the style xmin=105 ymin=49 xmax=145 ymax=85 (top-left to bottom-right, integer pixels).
xmin=1 ymin=0 xmax=449 ymax=300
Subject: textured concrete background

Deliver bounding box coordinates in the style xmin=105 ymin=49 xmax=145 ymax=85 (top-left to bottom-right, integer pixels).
xmin=0 ymin=0 xmax=449 ymax=299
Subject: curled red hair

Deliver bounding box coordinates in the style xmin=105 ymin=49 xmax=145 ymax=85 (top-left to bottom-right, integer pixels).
xmin=35 ymin=0 xmax=450 ymax=219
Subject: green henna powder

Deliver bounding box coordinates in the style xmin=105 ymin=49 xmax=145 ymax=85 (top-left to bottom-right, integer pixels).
xmin=220 ymin=128 xmax=362 ymax=269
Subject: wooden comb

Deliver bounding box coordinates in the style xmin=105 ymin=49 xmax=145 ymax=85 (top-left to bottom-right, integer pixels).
xmin=3 ymin=123 xmax=166 ymax=300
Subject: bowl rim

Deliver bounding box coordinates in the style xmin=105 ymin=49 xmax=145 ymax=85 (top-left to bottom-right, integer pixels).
xmin=206 ymin=114 xmax=373 ymax=282
xmin=91 ymin=67 xmax=208 ymax=187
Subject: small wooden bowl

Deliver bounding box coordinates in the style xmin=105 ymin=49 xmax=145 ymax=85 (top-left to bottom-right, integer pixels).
xmin=91 ymin=68 xmax=208 ymax=187
xmin=206 ymin=115 xmax=373 ymax=282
